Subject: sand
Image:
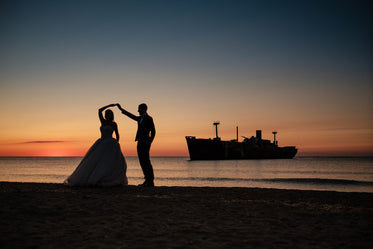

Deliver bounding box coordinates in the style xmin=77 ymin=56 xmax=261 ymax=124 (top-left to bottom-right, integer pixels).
xmin=0 ymin=182 xmax=372 ymax=249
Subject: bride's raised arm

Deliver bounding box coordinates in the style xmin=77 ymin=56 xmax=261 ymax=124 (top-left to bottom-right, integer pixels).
xmin=98 ymin=104 xmax=116 ymax=123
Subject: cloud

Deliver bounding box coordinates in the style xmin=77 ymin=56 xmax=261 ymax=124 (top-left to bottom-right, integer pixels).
xmin=20 ymin=141 xmax=66 ymax=144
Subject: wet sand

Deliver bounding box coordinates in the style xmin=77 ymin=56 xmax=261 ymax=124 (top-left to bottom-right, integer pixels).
xmin=1 ymin=182 xmax=372 ymax=248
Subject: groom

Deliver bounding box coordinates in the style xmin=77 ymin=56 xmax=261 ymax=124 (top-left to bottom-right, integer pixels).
xmin=116 ymin=103 xmax=156 ymax=187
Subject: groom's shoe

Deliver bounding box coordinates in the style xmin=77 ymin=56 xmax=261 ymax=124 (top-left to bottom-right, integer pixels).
xmin=138 ymin=181 xmax=154 ymax=187
xmin=138 ymin=182 xmax=146 ymax=187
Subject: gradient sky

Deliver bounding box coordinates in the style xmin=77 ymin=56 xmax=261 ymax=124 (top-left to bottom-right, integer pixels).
xmin=1 ymin=0 xmax=372 ymax=157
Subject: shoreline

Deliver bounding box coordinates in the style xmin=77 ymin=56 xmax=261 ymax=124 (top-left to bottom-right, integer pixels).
xmin=1 ymin=182 xmax=373 ymax=248
xmin=1 ymin=179 xmax=373 ymax=194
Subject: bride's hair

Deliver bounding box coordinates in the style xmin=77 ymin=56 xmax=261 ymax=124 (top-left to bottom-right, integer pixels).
xmin=105 ymin=109 xmax=114 ymax=121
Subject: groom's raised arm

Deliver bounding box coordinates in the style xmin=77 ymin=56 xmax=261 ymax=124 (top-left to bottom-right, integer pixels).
xmin=116 ymin=104 xmax=139 ymax=121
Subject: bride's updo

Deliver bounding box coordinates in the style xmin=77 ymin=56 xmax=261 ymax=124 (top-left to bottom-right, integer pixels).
xmin=105 ymin=109 xmax=114 ymax=121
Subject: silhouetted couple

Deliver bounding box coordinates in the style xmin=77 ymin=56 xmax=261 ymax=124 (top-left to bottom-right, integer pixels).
xmin=64 ymin=103 xmax=156 ymax=187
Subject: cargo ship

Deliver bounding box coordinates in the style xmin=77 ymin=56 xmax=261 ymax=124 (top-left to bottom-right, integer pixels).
xmin=186 ymin=122 xmax=297 ymax=160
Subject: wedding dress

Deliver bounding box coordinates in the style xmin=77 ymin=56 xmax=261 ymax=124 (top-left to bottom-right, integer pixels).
xmin=64 ymin=125 xmax=128 ymax=186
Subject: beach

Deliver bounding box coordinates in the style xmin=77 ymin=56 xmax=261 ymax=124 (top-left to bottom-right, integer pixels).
xmin=1 ymin=182 xmax=372 ymax=248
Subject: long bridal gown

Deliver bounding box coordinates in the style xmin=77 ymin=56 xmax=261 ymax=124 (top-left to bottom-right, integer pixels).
xmin=64 ymin=125 xmax=128 ymax=186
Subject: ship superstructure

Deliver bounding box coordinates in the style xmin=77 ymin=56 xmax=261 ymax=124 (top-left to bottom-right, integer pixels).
xmin=186 ymin=122 xmax=297 ymax=160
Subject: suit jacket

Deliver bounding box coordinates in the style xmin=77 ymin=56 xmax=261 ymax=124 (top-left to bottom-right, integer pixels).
xmin=136 ymin=114 xmax=155 ymax=143
xmin=121 ymin=109 xmax=156 ymax=143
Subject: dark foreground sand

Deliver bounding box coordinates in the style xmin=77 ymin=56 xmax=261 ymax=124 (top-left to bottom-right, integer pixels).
xmin=1 ymin=182 xmax=372 ymax=249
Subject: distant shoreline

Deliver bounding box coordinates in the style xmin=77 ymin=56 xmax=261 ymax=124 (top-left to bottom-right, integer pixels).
xmin=1 ymin=182 xmax=372 ymax=248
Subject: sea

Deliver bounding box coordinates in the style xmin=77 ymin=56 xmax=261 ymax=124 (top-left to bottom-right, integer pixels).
xmin=0 ymin=157 xmax=373 ymax=193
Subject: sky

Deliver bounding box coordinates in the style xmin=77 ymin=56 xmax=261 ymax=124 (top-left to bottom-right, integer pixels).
xmin=0 ymin=0 xmax=372 ymax=157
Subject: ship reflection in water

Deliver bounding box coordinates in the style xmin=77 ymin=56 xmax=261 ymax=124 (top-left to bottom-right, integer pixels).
xmin=186 ymin=122 xmax=297 ymax=160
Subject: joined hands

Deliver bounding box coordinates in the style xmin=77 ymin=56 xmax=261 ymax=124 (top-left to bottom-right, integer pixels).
xmin=114 ymin=103 xmax=124 ymax=112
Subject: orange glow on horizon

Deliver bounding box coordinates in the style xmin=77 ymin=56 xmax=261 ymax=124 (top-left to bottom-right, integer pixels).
xmin=0 ymin=136 xmax=372 ymax=157
xmin=0 ymin=118 xmax=372 ymax=157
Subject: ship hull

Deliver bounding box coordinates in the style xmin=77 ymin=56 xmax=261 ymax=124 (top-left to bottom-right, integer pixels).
xmin=186 ymin=136 xmax=297 ymax=160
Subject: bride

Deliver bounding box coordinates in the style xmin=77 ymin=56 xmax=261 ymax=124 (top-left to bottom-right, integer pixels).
xmin=64 ymin=104 xmax=128 ymax=186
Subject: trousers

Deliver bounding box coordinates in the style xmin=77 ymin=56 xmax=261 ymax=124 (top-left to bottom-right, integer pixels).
xmin=137 ymin=140 xmax=154 ymax=182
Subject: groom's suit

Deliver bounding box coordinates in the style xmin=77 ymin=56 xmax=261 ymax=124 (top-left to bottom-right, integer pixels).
xmin=121 ymin=109 xmax=156 ymax=183
xmin=136 ymin=113 xmax=155 ymax=183
xmin=136 ymin=114 xmax=155 ymax=143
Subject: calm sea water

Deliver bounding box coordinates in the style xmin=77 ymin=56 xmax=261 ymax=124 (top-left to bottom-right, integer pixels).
xmin=0 ymin=157 xmax=372 ymax=192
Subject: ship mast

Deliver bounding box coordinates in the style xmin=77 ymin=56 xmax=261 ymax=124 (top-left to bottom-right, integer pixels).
xmin=213 ymin=122 xmax=220 ymax=139
xmin=272 ymin=131 xmax=278 ymax=145
xmin=236 ymin=126 xmax=238 ymax=141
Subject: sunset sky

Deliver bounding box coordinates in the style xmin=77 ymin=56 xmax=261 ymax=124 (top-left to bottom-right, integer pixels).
xmin=1 ymin=0 xmax=372 ymax=157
